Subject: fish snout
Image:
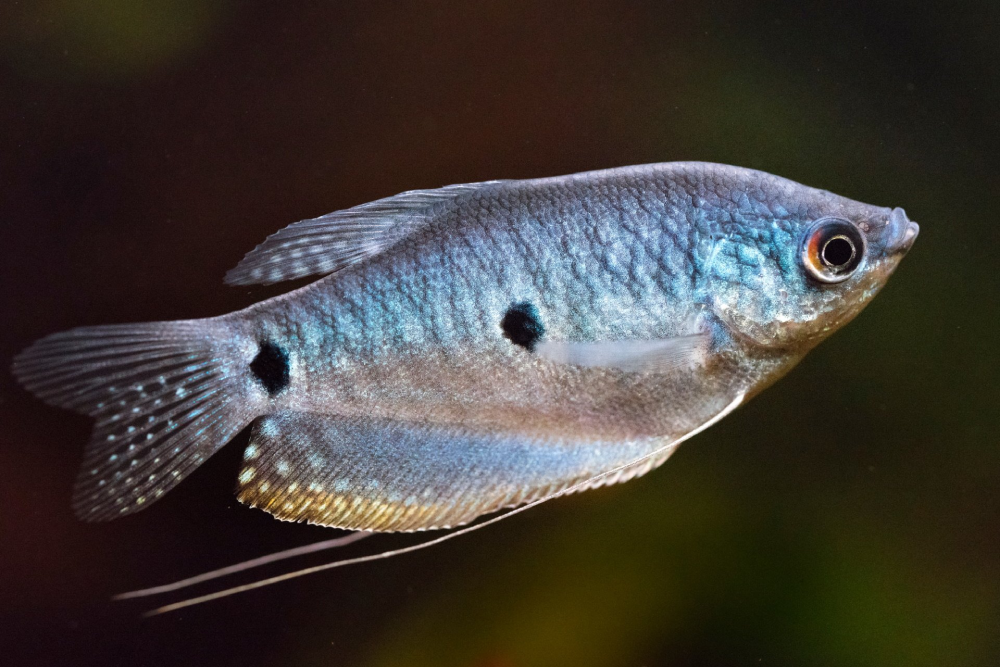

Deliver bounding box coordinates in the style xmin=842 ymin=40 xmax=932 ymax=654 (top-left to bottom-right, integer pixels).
xmin=884 ymin=207 xmax=919 ymax=254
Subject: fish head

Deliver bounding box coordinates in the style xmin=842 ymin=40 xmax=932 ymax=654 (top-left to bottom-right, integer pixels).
xmin=705 ymin=193 xmax=919 ymax=351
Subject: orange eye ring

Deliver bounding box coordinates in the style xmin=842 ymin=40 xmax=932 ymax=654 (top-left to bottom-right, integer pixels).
xmin=800 ymin=218 xmax=866 ymax=284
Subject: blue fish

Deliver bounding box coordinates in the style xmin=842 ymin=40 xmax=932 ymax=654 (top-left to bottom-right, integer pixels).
xmin=13 ymin=162 xmax=918 ymax=533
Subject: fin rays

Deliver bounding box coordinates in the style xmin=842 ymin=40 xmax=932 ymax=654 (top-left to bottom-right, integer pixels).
xmin=12 ymin=320 xmax=256 ymax=521
xmin=225 ymin=181 xmax=504 ymax=285
xmin=126 ymin=393 xmax=745 ymax=615
xmin=236 ymin=411 xmax=701 ymax=532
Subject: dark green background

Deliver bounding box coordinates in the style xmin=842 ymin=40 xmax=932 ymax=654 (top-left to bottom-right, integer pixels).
xmin=2 ymin=2 xmax=996 ymax=665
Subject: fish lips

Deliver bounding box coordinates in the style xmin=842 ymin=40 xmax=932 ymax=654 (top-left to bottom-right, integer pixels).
xmin=884 ymin=207 xmax=920 ymax=254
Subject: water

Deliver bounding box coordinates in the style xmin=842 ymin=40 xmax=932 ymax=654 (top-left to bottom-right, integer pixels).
xmin=2 ymin=2 xmax=998 ymax=665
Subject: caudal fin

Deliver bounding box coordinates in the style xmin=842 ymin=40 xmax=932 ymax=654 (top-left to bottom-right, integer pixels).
xmin=12 ymin=319 xmax=257 ymax=521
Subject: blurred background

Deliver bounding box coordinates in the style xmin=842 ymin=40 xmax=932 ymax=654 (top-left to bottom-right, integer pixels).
xmin=1 ymin=1 xmax=997 ymax=665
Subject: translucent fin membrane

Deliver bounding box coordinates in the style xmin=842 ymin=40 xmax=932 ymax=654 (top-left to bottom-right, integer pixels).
xmin=132 ymin=392 xmax=744 ymax=616
xmin=535 ymin=334 xmax=709 ymax=373
xmin=12 ymin=320 xmax=254 ymax=520
xmin=236 ymin=411 xmax=680 ymax=532
xmin=224 ymin=181 xmax=503 ymax=285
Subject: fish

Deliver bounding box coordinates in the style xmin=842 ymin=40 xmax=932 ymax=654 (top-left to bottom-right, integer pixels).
xmin=12 ymin=161 xmax=918 ymax=534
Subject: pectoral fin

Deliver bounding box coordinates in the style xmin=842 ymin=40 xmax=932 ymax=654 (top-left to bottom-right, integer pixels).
xmin=534 ymin=333 xmax=709 ymax=373
xmin=236 ymin=412 xmax=681 ymax=532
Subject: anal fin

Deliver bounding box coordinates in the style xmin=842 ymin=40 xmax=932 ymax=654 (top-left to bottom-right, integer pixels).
xmin=236 ymin=412 xmax=682 ymax=532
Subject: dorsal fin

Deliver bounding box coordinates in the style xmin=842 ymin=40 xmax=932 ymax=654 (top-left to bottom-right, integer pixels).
xmin=236 ymin=412 xmax=681 ymax=532
xmin=224 ymin=180 xmax=505 ymax=285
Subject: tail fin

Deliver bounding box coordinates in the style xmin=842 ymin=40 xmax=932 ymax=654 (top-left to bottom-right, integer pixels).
xmin=12 ymin=319 xmax=257 ymax=521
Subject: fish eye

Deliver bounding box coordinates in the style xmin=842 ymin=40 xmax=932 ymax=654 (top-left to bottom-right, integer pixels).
xmin=800 ymin=218 xmax=866 ymax=283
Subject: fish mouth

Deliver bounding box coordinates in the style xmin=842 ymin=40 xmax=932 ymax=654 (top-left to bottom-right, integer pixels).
xmin=884 ymin=207 xmax=919 ymax=254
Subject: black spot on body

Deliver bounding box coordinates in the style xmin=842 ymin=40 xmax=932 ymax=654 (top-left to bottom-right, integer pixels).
xmin=250 ymin=341 xmax=289 ymax=395
xmin=501 ymin=302 xmax=545 ymax=351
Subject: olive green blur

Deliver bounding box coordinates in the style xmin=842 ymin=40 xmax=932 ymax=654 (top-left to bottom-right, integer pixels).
xmin=1 ymin=2 xmax=996 ymax=666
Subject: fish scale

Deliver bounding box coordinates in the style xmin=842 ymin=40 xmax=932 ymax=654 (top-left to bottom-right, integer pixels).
xmin=12 ymin=161 xmax=917 ymax=529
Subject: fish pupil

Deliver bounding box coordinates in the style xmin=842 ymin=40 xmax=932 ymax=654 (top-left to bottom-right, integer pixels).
xmin=822 ymin=236 xmax=855 ymax=268
xmin=250 ymin=341 xmax=290 ymax=395
xmin=501 ymin=302 xmax=545 ymax=351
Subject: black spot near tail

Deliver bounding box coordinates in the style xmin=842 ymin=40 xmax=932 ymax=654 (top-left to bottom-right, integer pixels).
xmin=250 ymin=341 xmax=290 ymax=395
xmin=501 ymin=302 xmax=545 ymax=351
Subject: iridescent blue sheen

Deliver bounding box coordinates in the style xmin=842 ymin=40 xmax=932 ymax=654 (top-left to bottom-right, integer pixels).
xmin=12 ymin=162 xmax=918 ymax=527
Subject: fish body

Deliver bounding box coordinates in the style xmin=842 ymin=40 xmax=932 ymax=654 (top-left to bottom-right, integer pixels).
xmin=13 ymin=162 xmax=918 ymax=531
